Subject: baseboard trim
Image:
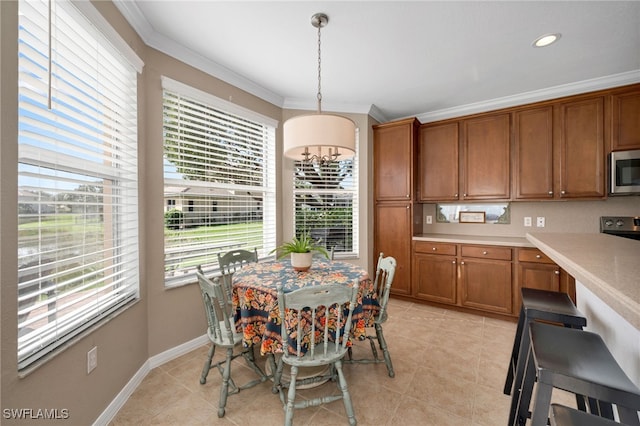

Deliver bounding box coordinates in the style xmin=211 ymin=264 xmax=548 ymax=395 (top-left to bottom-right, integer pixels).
xmin=92 ymin=334 xmax=209 ymax=426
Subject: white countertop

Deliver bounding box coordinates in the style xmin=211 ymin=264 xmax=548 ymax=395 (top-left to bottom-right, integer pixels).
xmin=526 ymin=232 xmax=640 ymax=330
xmin=413 ymin=233 xmax=532 ymax=247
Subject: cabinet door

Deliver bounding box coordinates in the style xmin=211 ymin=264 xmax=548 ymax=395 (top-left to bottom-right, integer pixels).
xmin=516 ymin=262 xmax=560 ymax=313
xmin=374 ymin=120 xmax=416 ymax=201
xmin=461 ymin=113 xmax=511 ymax=200
xmin=374 ymin=203 xmax=412 ymax=296
xmin=611 ymin=89 xmax=640 ymax=151
xmin=460 ymin=258 xmax=512 ymax=314
xmin=513 ymin=106 xmax=554 ymax=199
xmin=556 ymin=96 xmax=606 ymax=198
xmin=413 ymin=254 xmax=457 ymax=304
xmin=418 ymin=122 xmax=459 ymax=201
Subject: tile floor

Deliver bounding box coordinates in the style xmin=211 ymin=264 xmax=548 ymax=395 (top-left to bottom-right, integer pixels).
xmin=110 ymin=298 xmax=574 ymax=425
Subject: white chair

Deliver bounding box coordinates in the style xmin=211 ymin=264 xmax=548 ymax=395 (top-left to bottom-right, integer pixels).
xmin=272 ymin=281 xmax=359 ymax=426
xmin=195 ymin=266 xmax=270 ymax=417
xmin=345 ymin=252 xmax=397 ymax=377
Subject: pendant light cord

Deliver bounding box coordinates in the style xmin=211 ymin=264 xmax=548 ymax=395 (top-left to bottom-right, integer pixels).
xmin=316 ymin=21 xmax=322 ymax=114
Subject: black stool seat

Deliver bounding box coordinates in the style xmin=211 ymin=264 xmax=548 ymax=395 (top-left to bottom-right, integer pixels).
xmin=505 ymin=288 xmax=587 ymax=424
xmin=513 ymin=322 xmax=640 ymax=426
xmin=550 ymin=404 xmax=620 ymax=426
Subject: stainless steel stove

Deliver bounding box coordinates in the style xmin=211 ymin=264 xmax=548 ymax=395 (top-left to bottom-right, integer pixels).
xmin=600 ymin=216 xmax=640 ymax=241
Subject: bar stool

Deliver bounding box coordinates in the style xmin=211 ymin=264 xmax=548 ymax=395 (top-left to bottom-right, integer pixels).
xmin=505 ymin=288 xmax=587 ymax=425
xmin=550 ymin=404 xmax=621 ymax=426
xmin=512 ymin=322 xmax=640 ymax=426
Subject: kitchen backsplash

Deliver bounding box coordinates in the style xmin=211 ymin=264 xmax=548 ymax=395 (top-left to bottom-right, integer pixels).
xmin=419 ymin=197 xmax=639 ymax=237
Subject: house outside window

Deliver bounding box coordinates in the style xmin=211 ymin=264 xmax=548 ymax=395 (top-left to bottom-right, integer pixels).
xmin=17 ymin=0 xmax=142 ymax=369
xmin=293 ymin=139 xmax=359 ymax=258
xmin=162 ymin=77 xmax=276 ymax=287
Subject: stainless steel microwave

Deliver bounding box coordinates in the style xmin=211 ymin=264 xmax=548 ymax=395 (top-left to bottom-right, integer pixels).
xmin=609 ymin=149 xmax=640 ymax=195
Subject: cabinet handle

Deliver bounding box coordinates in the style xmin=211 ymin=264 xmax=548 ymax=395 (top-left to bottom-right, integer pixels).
xmin=482 ymin=251 xmax=488 ymax=255
xmin=535 ymin=254 xmax=541 ymax=259
xmin=554 ymin=270 xmax=560 ymax=275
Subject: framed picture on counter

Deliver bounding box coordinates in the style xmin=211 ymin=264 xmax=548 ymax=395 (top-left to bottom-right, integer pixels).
xmin=459 ymin=211 xmax=486 ymax=223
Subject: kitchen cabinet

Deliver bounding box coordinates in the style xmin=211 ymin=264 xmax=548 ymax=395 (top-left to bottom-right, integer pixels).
xmin=555 ymin=95 xmax=606 ymax=199
xmin=610 ymin=87 xmax=640 ymax=151
xmin=418 ymin=122 xmax=459 ymax=201
xmin=373 ymin=118 xmax=422 ymax=297
xmin=373 ymin=118 xmax=419 ymax=201
xmin=513 ymin=106 xmax=555 ymax=199
xmin=413 ymin=241 xmax=457 ymax=304
xmin=461 ymin=112 xmax=511 ymax=200
xmin=515 ymin=248 xmax=560 ymax=313
xmin=459 ymin=245 xmax=513 ymax=314
xmin=374 ymin=203 xmax=413 ymax=296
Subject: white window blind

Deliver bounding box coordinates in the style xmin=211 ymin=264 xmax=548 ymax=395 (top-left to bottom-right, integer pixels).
xmin=162 ymin=81 xmax=276 ymax=287
xmin=293 ymin=138 xmax=359 ymax=258
xmin=17 ymin=0 xmax=140 ymax=370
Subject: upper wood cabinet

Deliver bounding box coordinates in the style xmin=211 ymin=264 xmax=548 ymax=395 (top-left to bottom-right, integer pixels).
xmin=610 ymin=87 xmax=640 ymax=151
xmin=513 ymin=106 xmax=554 ymax=199
xmin=461 ymin=113 xmax=511 ymax=200
xmin=418 ymin=122 xmax=459 ymax=201
xmin=373 ymin=118 xmax=419 ymax=201
xmin=555 ymin=95 xmax=606 ymax=199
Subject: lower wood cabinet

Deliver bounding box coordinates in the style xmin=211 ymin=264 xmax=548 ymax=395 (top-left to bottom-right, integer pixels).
xmin=460 ymin=245 xmax=513 ymax=314
xmin=410 ymin=242 xmax=573 ymax=318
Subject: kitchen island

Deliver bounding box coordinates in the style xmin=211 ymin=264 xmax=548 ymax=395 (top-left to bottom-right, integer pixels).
xmin=526 ymin=232 xmax=640 ymax=386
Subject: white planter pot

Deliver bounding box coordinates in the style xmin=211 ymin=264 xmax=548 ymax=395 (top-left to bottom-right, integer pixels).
xmin=290 ymin=252 xmax=313 ymax=272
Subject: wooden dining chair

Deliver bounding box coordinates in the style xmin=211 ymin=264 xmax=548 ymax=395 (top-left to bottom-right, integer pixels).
xmin=195 ymin=266 xmax=270 ymax=418
xmin=345 ymin=252 xmax=397 ymax=377
xmin=273 ymin=281 xmax=359 ymax=426
xmin=217 ymin=247 xmax=258 ymax=298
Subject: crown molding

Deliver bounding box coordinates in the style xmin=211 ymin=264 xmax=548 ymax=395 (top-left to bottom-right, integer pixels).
xmin=416 ymin=70 xmax=640 ymax=124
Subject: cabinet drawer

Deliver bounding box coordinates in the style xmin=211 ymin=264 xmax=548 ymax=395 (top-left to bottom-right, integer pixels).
xmin=461 ymin=245 xmax=511 ymax=261
xmin=518 ymin=248 xmax=554 ymax=264
xmin=414 ymin=241 xmax=457 ymax=256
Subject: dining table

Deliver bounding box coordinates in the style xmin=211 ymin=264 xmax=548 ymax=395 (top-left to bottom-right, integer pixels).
xmin=231 ymin=257 xmax=380 ymax=356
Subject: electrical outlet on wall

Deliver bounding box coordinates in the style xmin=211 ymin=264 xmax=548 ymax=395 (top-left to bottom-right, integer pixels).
xmin=536 ymin=217 xmax=545 ymax=227
xmin=87 ymin=346 xmax=98 ymax=374
xmin=426 ymin=215 xmax=433 ymax=224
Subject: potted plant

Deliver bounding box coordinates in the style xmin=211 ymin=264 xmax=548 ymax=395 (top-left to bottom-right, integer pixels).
xmin=270 ymin=233 xmax=329 ymax=272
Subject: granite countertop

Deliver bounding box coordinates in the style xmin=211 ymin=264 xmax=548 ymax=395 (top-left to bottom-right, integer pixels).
xmin=526 ymin=232 xmax=640 ymax=330
xmin=413 ymin=233 xmax=533 ymax=247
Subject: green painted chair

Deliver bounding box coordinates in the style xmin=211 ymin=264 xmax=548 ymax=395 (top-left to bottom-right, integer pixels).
xmin=217 ymin=248 xmax=259 ymax=275
xmin=345 ymin=252 xmax=397 ymax=377
xmin=273 ymin=281 xmax=359 ymax=426
xmin=195 ymin=266 xmax=269 ymax=417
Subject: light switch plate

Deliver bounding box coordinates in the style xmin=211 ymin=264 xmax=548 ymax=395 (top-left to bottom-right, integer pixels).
xmin=524 ymin=217 xmax=532 ymax=227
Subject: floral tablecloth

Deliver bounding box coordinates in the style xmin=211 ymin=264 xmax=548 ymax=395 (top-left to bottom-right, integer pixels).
xmin=232 ymin=258 xmax=380 ymax=355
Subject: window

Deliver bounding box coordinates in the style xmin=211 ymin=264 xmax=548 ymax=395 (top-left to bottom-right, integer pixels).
xmin=17 ymin=0 xmax=142 ymax=369
xmin=293 ymin=140 xmax=359 ymax=258
xmin=162 ymin=78 xmax=276 ymax=287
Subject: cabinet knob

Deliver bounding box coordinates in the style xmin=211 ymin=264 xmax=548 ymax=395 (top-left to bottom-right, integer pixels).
xmin=454 ymin=193 xmax=458 ymax=198
xmin=452 ymin=260 xmax=456 ymax=264
xmin=554 ymin=270 xmax=560 ymax=275
xmin=561 ymin=190 xmax=566 ymax=195
xmin=535 ymin=254 xmax=541 ymax=259
xmin=548 ymin=191 xmax=553 ymax=196
xmin=463 ymin=193 xmax=467 ymax=197
xmin=460 ymin=261 xmax=465 ymax=265
xmin=406 ymin=194 xmax=410 ymax=198
xmin=406 ymin=205 xmax=410 ymax=209
xmin=432 ymin=247 xmax=437 ymax=251
xmin=482 ymin=251 xmax=488 ymax=255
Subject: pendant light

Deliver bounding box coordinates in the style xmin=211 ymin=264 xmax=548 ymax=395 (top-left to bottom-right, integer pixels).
xmin=283 ymin=13 xmax=356 ymax=165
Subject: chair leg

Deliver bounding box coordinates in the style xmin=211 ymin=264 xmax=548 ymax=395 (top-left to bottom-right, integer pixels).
xmin=284 ymin=365 xmax=298 ymax=426
xmin=273 ymin=356 xmax=285 ymax=395
xmin=217 ymin=348 xmax=234 ymax=418
xmin=334 ymin=359 xmax=357 ymax=426
xmin=375 ymin=324 xmax=394 ymax=378
xmin=510 ymin=347 xmax=536 ymax=426
xmin=504 ymin=306 xmax=525 ymax=395
xmin=530 ymin=381 xmax=553 ymax=426
xmin=200 ymin=343 xmax=216 ymax=385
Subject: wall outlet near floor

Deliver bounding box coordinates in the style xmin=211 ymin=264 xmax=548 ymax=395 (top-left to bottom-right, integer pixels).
xmin=536 ymin=217 xmax=545 ymax=227
xmin=426 ymin=215 xmax=433 ymax=224
xmin=87 ymin=346 xmax=98 ymax=374
xmin=524 ymin=217 xmax=532 ymax=227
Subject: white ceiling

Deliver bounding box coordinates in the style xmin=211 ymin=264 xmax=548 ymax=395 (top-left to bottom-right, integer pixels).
xmin=114 ymin=1 xmax=640 ymax=123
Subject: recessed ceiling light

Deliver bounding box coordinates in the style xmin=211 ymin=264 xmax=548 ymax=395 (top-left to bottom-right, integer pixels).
xmin=532 ymin=33 xmax=561 ymax=48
